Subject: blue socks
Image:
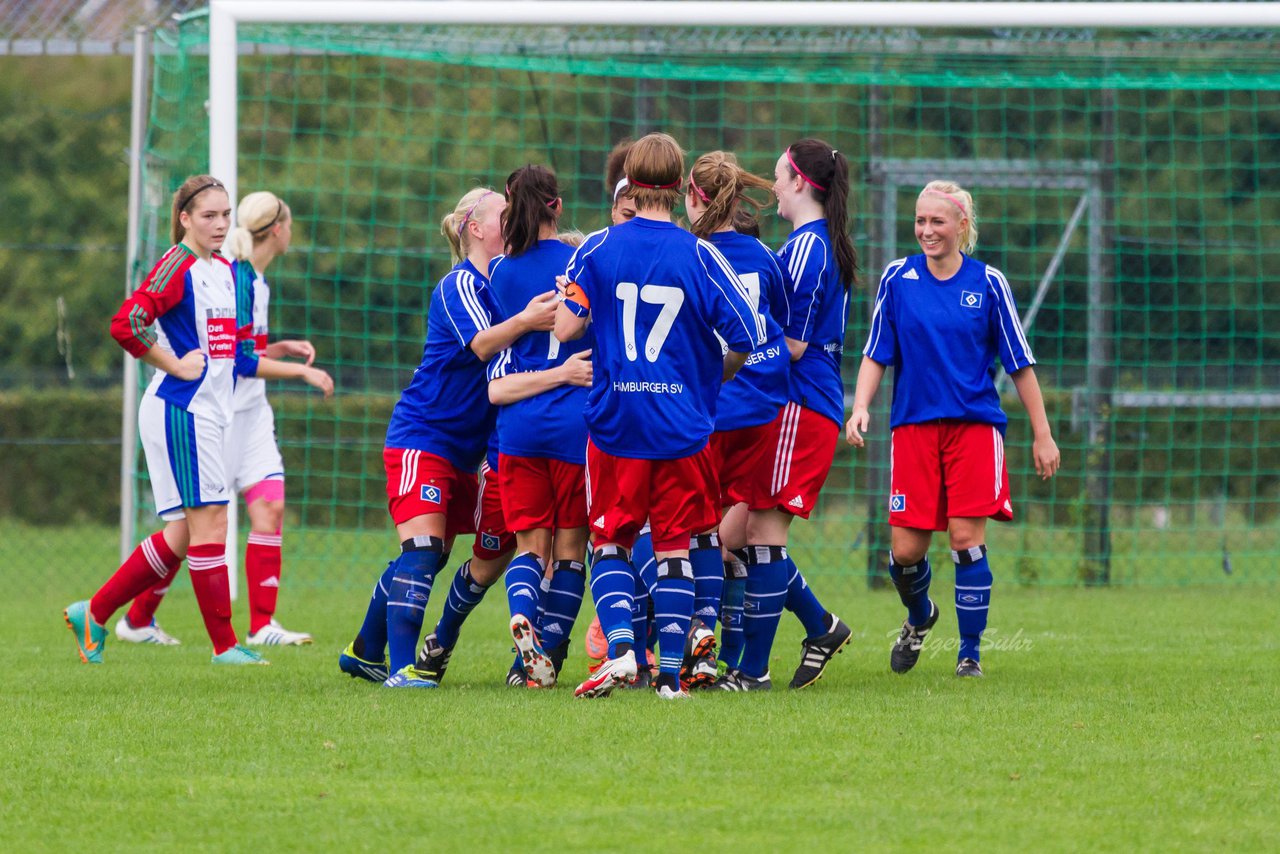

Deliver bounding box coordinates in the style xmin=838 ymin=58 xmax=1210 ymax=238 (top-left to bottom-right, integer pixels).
xmin=589 ymin=546 xmax=636 ymax=657
xmin=504 ymin=552 xmax=544 ymax=625
xmin=353 ymin=560 xmax=395 ymax=661
xmin=690 ymin=533 xmax=724 ymax=632
xmin=739 ymin=546 xmax=789 ymax=679
xmin=784 ymin=556 xmax=830 ymax=639
xmin=719 ymin=554 xmax=748 ymax=670
xmin=889 ymin=553 xmax=933 ymax=627
xmin=539 ymin=559 xmax=585 ymax=652
xmin=386 ymin=536 xmax=445 ymax=674
xmin=434 ymin=559 xmax=492 ymax=649
xmin=953 ymin=545 xmax=992 ymax=662
xmin=651 ymin=556 xmax=695 ymax=677
xmin=631 ymin=570 xmax=651 ymax=671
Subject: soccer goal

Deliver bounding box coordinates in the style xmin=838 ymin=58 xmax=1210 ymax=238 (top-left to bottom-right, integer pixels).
xmin=123 ymin=2 xmax=1280 ymax=589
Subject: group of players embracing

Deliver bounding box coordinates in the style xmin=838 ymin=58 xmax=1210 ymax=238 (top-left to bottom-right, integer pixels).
xmin=340 ymin=131 xmax=1060 ymax=699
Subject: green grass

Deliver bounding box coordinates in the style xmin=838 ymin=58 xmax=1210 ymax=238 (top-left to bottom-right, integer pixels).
xmin=3 ymin=560 xmax=1276 ymax=851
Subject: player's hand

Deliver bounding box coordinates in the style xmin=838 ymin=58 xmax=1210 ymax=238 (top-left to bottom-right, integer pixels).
xmin=554 ymin=275 xmax=570 ymax=295
xmin=172 ymin=350 xmax=207 ymax=381
xmin=273 ymin=339 xmax=317 ymax=366
xmin=560 ymin=350 xmax=592 ymax=387
xmin=303 ymin=366 xmax=334 ymax=399
xmin=1033 ymin=433 xmax=1060 ymax=480
xmin=520 ymin=291 xmax=559 ymax=332
xmin=845 ymin=406 xmax=870 ymax=447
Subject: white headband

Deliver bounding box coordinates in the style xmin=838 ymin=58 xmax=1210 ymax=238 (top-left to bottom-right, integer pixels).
xmin=612 ymin=177 xmax=630 ymax=203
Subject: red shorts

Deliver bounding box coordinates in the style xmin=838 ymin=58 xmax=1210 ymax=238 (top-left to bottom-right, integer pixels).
xmin=889 ymin=421 xmax=1013 ymax=531
xmin=383 ymin=448 xmax=477 ymax=538
xmin=499 ymin=453 xmax=588 ymax=532
xmin=712 ymin=411 xmax=783 ymax=509
xmin=585 ymin=439 xmax=719 ymax=553
xmin=473 ymin=461 xmax=515 ymax=560
xmin=764 ymin=403 xmax=839 ymax=519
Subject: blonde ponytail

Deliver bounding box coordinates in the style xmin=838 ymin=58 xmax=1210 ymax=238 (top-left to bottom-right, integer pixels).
xmin=225 ymin=190 xmax=289 ymax=261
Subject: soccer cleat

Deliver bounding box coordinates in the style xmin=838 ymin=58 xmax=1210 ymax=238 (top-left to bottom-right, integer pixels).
xmin=684 ymin=617 xmax=717 ymax=665
xmin=546 ymin=639 xmax=570 ymax=678
xmin=383 ymin=664 xmax=439 ymax=688
xmin=890 ymin=599 xmax=940 ymax=674
xmin=64 ymin=600 xmax=107 ymax=664
xmin=788 ymin=615 xmax=853 ymax=689
xmin=506 ymin=666 xmax=532 ymax=688
xmin=715 ymin=670 xmax=772 ymax=692
xmin=956 ymin=657 xmax=984 ymax=678
xmin=114 ymin=616 xmax=181 ymax=646
xmin=414 ymin=632 xmax=453 ymax=684
xmin=211 ymin=644 xmax=269 ymax=665
xmin=583 ymin=615 xmax=608 ymax=663
xmin=246 ymin=618 xmax=313 ymax=647
xmin=510 ymin=614 xmax=556 ymax=688
xmin=623 ymin=669 xmax=654 ymax=690
xmin=685 ymin=653 xmax=719 ymax=690
xmin=573 ymin=649 xmax=637 ymax=699
xmin=339 ymin=642 xmax=389 ymax=683
xmin=653 ymin=672 xmax=690 ymax=700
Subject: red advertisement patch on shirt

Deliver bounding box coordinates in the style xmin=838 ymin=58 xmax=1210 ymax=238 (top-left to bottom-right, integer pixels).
xmin=207 ymin=317 xmax=237 ymax=359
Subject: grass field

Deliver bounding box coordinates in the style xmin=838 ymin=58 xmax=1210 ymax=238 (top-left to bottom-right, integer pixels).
xmin=4 ymin=544 xmax=1276 ymax=851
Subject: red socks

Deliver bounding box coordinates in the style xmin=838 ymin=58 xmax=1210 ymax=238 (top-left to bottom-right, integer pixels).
xmin=127 ymin=574 xmax=175 ymax=629
xmin=245 ymin=531 xmax=283 ymax=634
xmin=186 ymin=543 xmax=238 ymax=655
xmin=90 ymin=531 xmax=181 ymax=626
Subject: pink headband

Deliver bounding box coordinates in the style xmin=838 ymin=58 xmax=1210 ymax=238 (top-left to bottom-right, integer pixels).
xmin=688 ymin=170 xmax=710 ymax=203
xmin=785 ymin=148 xmax=826 ymax=192
xmin=457 ymin=190 xmax=495 ymax=237
xmin=926 ymin=189 xmax=968 ymax=214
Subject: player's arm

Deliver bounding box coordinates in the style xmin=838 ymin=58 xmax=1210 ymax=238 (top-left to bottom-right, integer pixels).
xmin=469 ymin=291 xmax=558 ymax=361
xmin=554 ymin=278 xmax=590 ymax=342
xmin=265 ymin=339 xmax=316 ymax=365
xmin=252 ymin=356 xmax=334 ymax=398
xmin=780 ymin=234 xmax=826 ymax=362
xmin=489 ymin=350 xmax=592 ymax=405
xmin=1010 ymin=366 xmax=1059 ymax=480
xmin=109 ymin=264 xmax=204 ymax=380
xmin=845 ymin=357 xmax=887 ymax=447
xmin=722 ymin=350 xmax=749 ymax=382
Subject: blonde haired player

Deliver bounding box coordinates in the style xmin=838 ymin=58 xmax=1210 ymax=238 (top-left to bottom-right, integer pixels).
xmin=118 ymin=191 xmax=332 ymax=646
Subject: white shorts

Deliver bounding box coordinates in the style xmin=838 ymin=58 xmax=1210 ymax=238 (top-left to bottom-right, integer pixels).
xmin=226 ymin=401 xmax=285 ymax=493
xmin=139 ymin=394 xmax=231 ymax=521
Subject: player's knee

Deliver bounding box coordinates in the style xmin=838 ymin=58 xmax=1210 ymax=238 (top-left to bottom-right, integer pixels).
xmin=254 ymin=499 xmax=285 ymax=533
xmin=468 ymin=557 xmax=504 ymax=586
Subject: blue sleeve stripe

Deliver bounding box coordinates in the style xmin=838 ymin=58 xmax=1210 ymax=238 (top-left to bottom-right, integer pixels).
xmin=455 ymin=272 xmax=492 ymax=332
xmin=863 ymin=259 xmax=906 ymax=357
xmin=987 ymin=267 xmax=1036 ymax=369
xmin=487 ymin=348 xmax=511 ymax=381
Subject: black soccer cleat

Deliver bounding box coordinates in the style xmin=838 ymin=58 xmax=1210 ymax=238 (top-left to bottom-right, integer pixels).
xmin=414 ymin=632 xmax=453 ymax=684
xmin=788 ymin=615 xmax=852 ymax=689
xmin=506 ymin=666 xmax=529 ymax=688
xmin=890 ymin=599 xmax=940 ymax=674
xmin=955 ymin=657 xmax=984 ymax=678
xmin=546 ymin=639 xmax=570 ymax=678
xmin=715 ymin=670 xmax=772 ymax=692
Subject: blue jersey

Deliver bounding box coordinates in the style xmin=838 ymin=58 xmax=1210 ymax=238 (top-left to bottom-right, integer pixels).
xmin=385 ymin=259 xmax=497 ymax=469
xmin=487 ymin=239 xmax=591 ymax=465
xmin=707 ymin=231 xmax=789 ymax=432
xmin=562 ymin=218 xmax=763 ymax=460
xmin=863 ymin=254 xmax=1036 ymax=430
xmin=776 ymin=220 xmax=850 ymax=427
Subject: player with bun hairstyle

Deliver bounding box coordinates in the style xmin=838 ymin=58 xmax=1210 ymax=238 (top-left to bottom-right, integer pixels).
xmin=556 ymin=133 xmax=764 ymax=700
xmin=66 ymin=175 xmax=267 ymax=666
xmin=848 ymin=180 xmax=1060 ymax=678
xmin=481 ymin=164 xmax=595 ymax=689
xmin=119 ymin=190 xmax=332 ymax=648
xmin=732 ymin=138 xmax=857 ymax=691
xmin=340 ymin=187 xmax=556 ymax=688
xmin=682 ymin=151 xmax=790 ymax=689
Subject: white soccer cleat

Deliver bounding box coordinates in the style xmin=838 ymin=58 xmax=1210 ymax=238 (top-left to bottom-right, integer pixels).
xmin=573 ymin=649 xmax=637 ymax=699
xmin=510 ymin=614 xmax=557 ymax=688
xmin=114 ymin=617 xmax=181 ymax=645
xmin=245 ymin=618 xmax=313 ymax=646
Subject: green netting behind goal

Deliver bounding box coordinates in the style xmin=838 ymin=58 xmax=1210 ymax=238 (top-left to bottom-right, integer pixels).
xmin=135 ymin=16 xmax=1280 ymax=588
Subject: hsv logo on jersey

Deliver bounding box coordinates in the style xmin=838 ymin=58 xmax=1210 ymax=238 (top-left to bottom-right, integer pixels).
xmin=890 ymin=494 xmax=908 ymax=513
xmin=961 ymin=290 xmax=983 ymax=308
xmin=480 ymin=532 xmax=501 ymax=551
xmin=420 ymin=484 xmax=442 ymax=504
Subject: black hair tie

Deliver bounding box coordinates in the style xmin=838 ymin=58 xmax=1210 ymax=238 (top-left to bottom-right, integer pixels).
xmin=251 ymin=200 xmax=284 ymax=235
xmin=176 ymin=181 xmax=223 ymax=214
